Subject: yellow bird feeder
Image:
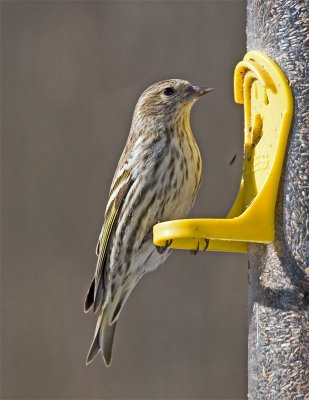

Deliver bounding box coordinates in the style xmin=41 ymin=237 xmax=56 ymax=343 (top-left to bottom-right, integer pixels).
xmin=153 ymin=51 xmax=293 ymax=253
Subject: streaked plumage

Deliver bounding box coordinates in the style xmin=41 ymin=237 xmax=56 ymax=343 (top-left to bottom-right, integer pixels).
xmin=84 ymin=79 xmax=213 ymax=366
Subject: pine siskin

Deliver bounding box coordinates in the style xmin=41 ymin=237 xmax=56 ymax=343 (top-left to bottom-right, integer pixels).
xmin=84 ymin=79 xmax=213 ymax=366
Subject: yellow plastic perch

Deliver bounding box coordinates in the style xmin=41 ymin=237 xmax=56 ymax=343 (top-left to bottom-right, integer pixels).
xmin=153 ymin=51 xmax=293 ymax=253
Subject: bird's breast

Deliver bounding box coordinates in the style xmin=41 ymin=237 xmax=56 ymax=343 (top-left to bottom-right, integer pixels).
xmin=157 ymin=128 xmax=202 ymax=220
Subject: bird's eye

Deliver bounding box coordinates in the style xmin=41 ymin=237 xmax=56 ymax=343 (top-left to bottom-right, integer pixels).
xmin=163 ymin=87 xmax=175 ymax=96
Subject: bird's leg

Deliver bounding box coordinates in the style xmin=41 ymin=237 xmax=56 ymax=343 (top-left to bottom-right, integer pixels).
xmin=155 ymin=239 xmax=173 ymax=254
xmin=203 ymin=239 xmax=209 ymax=251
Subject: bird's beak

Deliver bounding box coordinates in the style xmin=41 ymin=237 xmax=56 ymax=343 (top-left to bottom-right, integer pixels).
xmin=186 ymin=86 xmax=214 ymax=101
xmin=191 ymin=86 xmax=215 ymax=96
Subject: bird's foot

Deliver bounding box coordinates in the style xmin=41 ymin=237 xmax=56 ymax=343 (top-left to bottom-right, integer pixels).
xmin=155 ymin=239 xmax=173 ymax=254
xmin=190 ymin=239 xmax=209 ymax=255
xmin=203 ymin=239 xmax=210 ymax=251
xmin=190 ymin=241 xmax=200 ymax=255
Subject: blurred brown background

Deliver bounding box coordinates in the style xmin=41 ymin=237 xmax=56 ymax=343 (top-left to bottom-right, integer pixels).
xmin=1 ymin=1 xmax=247 ymax=399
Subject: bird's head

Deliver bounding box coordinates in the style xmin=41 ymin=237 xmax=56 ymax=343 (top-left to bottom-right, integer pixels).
xmin=133 ymin=79 xmax=213 ymax=126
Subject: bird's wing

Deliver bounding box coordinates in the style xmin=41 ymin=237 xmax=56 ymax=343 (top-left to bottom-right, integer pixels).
xmin=84 ymin=168 xmax=132 ymax=313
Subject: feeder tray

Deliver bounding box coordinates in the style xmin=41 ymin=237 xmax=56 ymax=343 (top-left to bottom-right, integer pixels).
xmin=153 ymin=51 xmax=293 ymax=253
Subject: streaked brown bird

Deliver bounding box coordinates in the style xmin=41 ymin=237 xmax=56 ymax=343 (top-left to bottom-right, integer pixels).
xmin=84 ymin=79 xmax=213 ymax=366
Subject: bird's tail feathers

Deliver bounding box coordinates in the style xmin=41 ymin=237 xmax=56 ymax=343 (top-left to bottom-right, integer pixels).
xmin=84 ymin=275 xmax=104 ymax=313
xmin=100 ymin=322 xmax=117 ymax=367
xmin=84 ymin=278 xmax=95 ymax=313
xmin=86 ymin=311 xmax=117 ymax=367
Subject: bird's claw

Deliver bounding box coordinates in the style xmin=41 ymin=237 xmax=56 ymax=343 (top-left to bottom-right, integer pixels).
xmin=155 ymin=239 xmax=173 ymax=254
xmin=203 ymin=239 xmax=209 ymax=251
xmin=190 ymin=241 xmax=200 ymax=255
xmin=190 ymin=239 xmax=209 ymax=255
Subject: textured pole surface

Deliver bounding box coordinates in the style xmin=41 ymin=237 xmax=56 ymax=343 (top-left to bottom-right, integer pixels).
xmin=247 ymin=0 xmax=309 ymax=398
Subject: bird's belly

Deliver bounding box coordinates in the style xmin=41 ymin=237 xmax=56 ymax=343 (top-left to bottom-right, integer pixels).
xmin=120 ymin=141 xmax=201 ymax=275
xmin=132 ymin=157 xmax=199 ymax=274
xmin=133 ymin=238 xmax=171 ymax=273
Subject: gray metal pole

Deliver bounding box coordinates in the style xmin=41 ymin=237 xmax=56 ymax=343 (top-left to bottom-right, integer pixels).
xmin=247 ymin=0 xmax=309 ymax=398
